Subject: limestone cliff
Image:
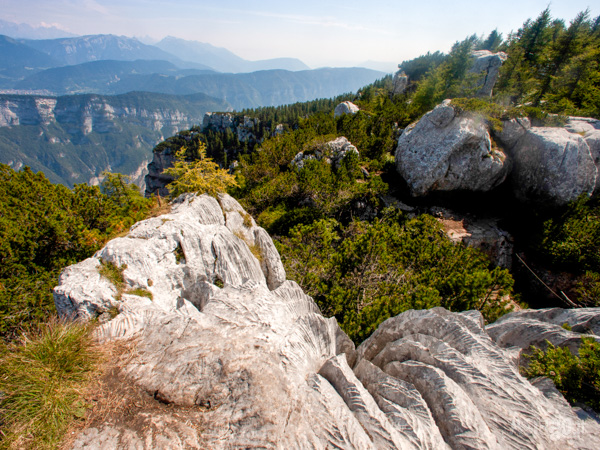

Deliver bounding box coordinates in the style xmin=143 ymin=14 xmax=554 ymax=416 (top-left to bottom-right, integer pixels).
xmin=0 ymin=92 xmax=228 ymax=188
xmin=54 ymin=193 xmax=600 ymax=449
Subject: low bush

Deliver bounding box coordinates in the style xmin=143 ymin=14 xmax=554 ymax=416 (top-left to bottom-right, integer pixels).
xmin=0 ymin=319 xmax=100 ymax=448
xmin=523 ymin=338 xmax=600 ymax=411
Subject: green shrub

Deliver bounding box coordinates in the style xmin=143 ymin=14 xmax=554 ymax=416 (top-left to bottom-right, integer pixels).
xmin=278 ymin=210 xmax=514 ymax=343
xmin=0 ymin=319 xmax=100 ymax=448
xmin=523 ymin=338 xmax=600 ymax=411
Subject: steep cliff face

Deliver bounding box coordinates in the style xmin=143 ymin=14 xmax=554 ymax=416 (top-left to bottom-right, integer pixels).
xmin=0 ymin=92 xmax=228 ymax=187
xmin=55 ymin=193 xmax=600 ymax=449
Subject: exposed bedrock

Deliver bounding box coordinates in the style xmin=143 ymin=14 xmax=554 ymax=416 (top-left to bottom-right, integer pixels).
xmin=396 ymin=101 xmax=599 ymax=207
xmin=55 ymin=193 xmax=600 ymax=449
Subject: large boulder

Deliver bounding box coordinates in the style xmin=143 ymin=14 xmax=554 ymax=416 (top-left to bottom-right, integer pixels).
xmin=57 ymin=193 xmax=600 ymax=448
xmin=334 ymin=101 xmax=359 ymax=118
xmin=504 ymin=127 xmax=597 ymax=205
xmin=469 ymin=50 xmax=507 ymax=97
xmin=396 ymin=100 xmax=509 ymax=196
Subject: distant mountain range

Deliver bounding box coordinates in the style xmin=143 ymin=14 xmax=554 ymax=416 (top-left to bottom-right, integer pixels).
xmin=154 ymin=36 xmax=310 ymax=73
xmin=15 ymin=62 xmax=383 ymax=110
xmin=0 ymin=19 xmax=76 ymax=40
xmin=0 ymin=29 xmax=387 ymax=187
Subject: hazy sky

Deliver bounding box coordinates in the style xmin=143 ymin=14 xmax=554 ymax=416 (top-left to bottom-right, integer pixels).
xmin=2 ymin=0 xmax=599 ymax=69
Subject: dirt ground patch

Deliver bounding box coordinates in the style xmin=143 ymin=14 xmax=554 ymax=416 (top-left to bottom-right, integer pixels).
xmin=60 ymin=338 xmax=209 ymax=449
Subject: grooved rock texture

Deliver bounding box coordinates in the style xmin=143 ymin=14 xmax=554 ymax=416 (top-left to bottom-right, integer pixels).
xmin=395 ymin=100 xmax=509 ymax=196
xmin=55 ymin=194 xmax=600 ymax=448
xmin=487 ymin=307 xmax=600 ymax=355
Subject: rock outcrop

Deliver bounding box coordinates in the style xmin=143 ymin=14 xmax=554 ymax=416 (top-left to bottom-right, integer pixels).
xmin=395 ymin=100 xmax=509 ymax=196
xmin=55 ymin=193 xmax=600 ymax=449
xmin=487 ymin=307 xmax=600 ymax=355
xmin=202 ymin=112 xmax=260 ymax=143
xmin=396 ymin=100 xmax=599 ymax=206
xmin=392 ymin=70 xmax=408 ymax=95
xmin=291 ymin=136 xmax=359 ymax=169
xmin=469 ymin=50 xmax=507 ymax=97
xmin=334 ymin=101 xmax=360 ymax=118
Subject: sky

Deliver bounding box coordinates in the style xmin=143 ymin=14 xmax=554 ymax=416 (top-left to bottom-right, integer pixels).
xmin=2 ymin=0 xmax=599 ymax=70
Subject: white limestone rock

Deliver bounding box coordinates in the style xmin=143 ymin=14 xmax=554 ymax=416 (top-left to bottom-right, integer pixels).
xmin=334 ymin=101 xmax=359 ymax=118
xmin=507 ymin=127 xmax=597 ymax=205
xmin=291 ymin=136 xmax=358 ymax=170
xmin=356 ymin=307 xmax=600 ymax=449
xmin=486 ymin=307 xmax=600 ymax=355
xmin=396 ymin=100 xmax=509 ymax=196
xmin=58 ymin=194 xmax=600 ymax=449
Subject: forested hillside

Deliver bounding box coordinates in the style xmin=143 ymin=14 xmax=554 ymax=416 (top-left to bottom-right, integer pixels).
xmin=143 ymin=8 xmax=600 ymax=342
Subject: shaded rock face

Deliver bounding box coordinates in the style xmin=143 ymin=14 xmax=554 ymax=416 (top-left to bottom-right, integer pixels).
xmin=144 ymin=146 xmax=176 ymax=197
xmin=55 ymin=193 xmax=600 ymax=449
xmin=469 ymin=50 xmax=507 ymax=97
xmin=392 ymin=70 xmax=408 ymax=95
xmin=434 ymin=208 xmax=513 ymax=269
xmin=497 ymin=122 xmax=597 ymax=205
xmin=395 ymin=101 xmax=509 ymax=196
xmin=334 ymin=101 xmax=359 ymax=118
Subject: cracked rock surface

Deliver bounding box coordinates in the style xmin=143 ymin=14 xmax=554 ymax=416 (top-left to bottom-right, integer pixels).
xmin=55 ymin=194 xmax=600 ymax=448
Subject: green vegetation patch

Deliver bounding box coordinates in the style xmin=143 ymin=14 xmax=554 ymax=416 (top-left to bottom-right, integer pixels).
xmin=523 ymin=338 xmax=600 ymax=411
xmin=278 ymin=210 xmax=514 ymax=343
xmin=0 ymin=319 xmax=100 ymax=448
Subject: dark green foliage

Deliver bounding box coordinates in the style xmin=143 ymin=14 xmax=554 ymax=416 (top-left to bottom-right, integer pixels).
xmin=533 ymin=196 xmax=600 ymax=306
xmin=523 ymin=338 xmax=600 ymax=411
xmin=0 ymin=165 xmax=153 ymax=340
xmin=539 ymin=196 xmax=600 ymax=272
xmin=278 ymin=211 xmax=514 ymax=343
xmin=399 ymin=51 xmax=446 ymax=83
xmin=478 ymin=29 xmax=504 ymax=52
xmin=410 ymin=36 xmax=483 ymax=115
xmin=496 ymin=8 xmax=600 ymax=117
